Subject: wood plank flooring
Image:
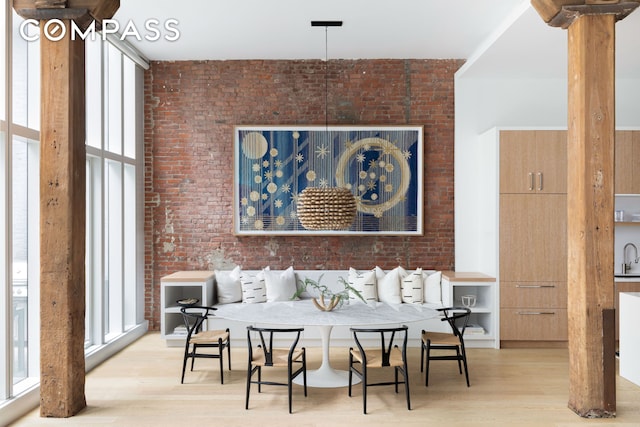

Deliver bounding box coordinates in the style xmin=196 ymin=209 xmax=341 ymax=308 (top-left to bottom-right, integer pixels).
xmin=11 ymin=332 xmax=640 ymax=426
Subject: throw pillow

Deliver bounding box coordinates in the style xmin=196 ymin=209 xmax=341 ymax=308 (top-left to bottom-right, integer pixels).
xmin=348 ymin=267 xmax=377 ymax=303
xmin=375 ymin=266 xmax=402 ymax=304
xmin=424 ymin=270 xmax=442 ymax=304
xmin=264 ymin=266 xmax=297 ymax=302
xmin=214 ymin=266 xmax=242 ymax=304
xmin=400 ymin=267 xmax=423 ymax=304
xmin=240 ymin=270 xmax=267 ymax=303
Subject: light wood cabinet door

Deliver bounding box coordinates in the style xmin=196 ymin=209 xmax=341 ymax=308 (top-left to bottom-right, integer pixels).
xmin=501 ymin=281 xmax=567 ymax=308
xmin=500 ymin=308 xmax=568 ymax=341
xmin=500 ymin=130 xmax=567 ymax=194
xmin=500 ymin=131 xmax=537 ymax=194
xmin=615 ymin=131 xmax=640 ymax=194
xmin=499 ymin=194 xmax=567 ymax=282
xmin=535 ymin=130 xmax=567 ymax=194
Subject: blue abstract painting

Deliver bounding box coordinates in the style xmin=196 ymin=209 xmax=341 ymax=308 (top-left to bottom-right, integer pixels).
xmin=234 ymin=126 xmax=423 ymax=235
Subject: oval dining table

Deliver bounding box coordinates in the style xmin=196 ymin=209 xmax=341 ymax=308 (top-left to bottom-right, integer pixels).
xmin=214 ymin=300 xmax=438 ymax=388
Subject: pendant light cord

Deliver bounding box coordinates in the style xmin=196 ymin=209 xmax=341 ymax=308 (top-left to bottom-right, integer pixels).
xmin=324 ymin=25 xmax=329 ymax=131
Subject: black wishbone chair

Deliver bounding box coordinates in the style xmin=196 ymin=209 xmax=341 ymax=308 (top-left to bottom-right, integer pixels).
xmin=421 ymin=306 xmax=471 ymax=387
xmin=180 ymin=305 xmax=231 ymax=384
xmin=245 ymin=326 xmax=307 ymax=414
xmin=348 ymin=325 xmax=410 ymax=414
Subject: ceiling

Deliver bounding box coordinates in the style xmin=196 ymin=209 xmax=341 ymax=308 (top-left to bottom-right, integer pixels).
xmin=113 ymin=0 xmax=640 ymax=79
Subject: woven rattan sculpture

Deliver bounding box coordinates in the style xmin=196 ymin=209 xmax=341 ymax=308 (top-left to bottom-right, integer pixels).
xmin=298 ymin=187 xmax=357 ymax=230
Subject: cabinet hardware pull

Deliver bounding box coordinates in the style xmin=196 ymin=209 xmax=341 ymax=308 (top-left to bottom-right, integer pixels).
xmin=516 ymin=311 xmax=555 ymax=315
xmin=515 ymin=285 xmax=556 ymax=288
xmin=528 ymin=172 xmax=534 ymax=191
xmin=538 ymin=172 xmax=543 ymax=191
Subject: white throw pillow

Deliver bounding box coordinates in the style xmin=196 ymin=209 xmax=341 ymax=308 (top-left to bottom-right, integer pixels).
xmin=400 ymin=267 xmax=424 ymax=304
xmin=375 ymin=266 xmax=402 ymax=304
xmin=215 ymin=266 xmax=242 ymax=304
xmin=348 ymin=267 xmax=377 ymax=303
xmin=424 ymin=270 xmax=442 ymax=304
xmin=264 ymin=266 xmax=297 ymax=302
xmin=240 ymin=270 xmax=267 ymax=303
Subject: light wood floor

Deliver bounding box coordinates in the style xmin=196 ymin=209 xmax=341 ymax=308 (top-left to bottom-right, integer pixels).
xmin=11 ymin=332 xmax=640 ymax=426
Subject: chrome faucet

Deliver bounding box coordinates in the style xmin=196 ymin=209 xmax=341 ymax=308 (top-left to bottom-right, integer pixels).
xmin=623 ymin=243 xmax=639 ymax=274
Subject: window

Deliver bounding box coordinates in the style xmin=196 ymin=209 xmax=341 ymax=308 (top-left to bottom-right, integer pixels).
xmin=0 ymin=0 xmax=7 ymax=402
xmin=11 ymin=135 xmax=39 ymax=394
xmin=5 ymin=10 xmax=41 ymax=399
xmin=11 ymin=11 xmax=39 ymax=130
xmin=0 ymin=0 xmax=6 ymax=123
xmin=86 ymin=38 xmax=102 ymax=150
xmin=0 ymin=130 xmax=6 ymax=401
xmin=106 ymin=43 xmax=122 ymax=155
xmin=84 ymin=39 xmax=145 ymax=348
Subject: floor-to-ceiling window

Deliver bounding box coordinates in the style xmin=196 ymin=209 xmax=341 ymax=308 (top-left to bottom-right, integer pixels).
xmin=6 ymin=5 xmax=41 ymax=399
xmin=1 ymin=1 xmax=148 ymax=421
xmin=84 ymin=37 xmax=145 ymax=350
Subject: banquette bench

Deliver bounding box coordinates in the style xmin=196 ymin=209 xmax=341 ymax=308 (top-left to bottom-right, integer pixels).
xmin=206 ymin=266 xmax=451 ymax=347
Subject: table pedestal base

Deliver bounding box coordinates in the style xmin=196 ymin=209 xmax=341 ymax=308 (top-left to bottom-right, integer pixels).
xmin=293 ymin=324 xmax=361 ymax=388
xmin=295 ymin=365 xmax=357 ymax=388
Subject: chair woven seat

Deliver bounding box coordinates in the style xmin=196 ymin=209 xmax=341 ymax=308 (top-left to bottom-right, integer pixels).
xmin=421 ymin=331 xmax=460 ymax=346
xmin=349 ymin=347 xmax=404 ymax=368
xmin=191 ymin=330 xmax=230 ymax=344
xmin=252 ymin=348 xmax=304 ymax=367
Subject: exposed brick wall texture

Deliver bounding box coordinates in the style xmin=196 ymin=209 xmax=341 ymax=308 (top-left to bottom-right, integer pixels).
xmin=144 ymin=59 xmax=463 ymax=330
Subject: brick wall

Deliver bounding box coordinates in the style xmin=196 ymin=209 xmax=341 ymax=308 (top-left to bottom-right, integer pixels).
xmin=144 ymin=59 xmax=463 ymax=329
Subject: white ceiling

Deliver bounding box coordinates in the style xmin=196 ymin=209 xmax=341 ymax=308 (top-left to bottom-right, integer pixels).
xmin=113 ymin=0 xmax=640 ymax=79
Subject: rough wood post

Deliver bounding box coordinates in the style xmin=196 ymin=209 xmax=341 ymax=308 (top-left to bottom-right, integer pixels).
xmin=530 ymin=0 xmax=640 ymax=418
xmin=39 ymin=22 xmax=87 ymax=417
xmin=566 ymin=13 xmax=616 ymax=418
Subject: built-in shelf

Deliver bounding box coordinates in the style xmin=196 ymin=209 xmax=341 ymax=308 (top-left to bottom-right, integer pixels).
xmin=441 ymin=271 xmax=497 ymax=348
xmin=160 ymin=271 xmax=215 ymax=347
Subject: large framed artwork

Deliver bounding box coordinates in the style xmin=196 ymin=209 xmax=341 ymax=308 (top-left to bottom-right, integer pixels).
xmin=234 ymin=126 xmax=424 ymax=235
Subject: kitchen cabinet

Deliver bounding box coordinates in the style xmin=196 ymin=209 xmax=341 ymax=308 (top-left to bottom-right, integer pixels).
xmin=499 ymin=194 xmax=567 ymax=282
xmin=499 ymin=130 xmax=568 ymax=346
xmin=499 ymin=130 xmax=567 ymax=194
xmin=615 ymin=131 xmax=640 ymax=195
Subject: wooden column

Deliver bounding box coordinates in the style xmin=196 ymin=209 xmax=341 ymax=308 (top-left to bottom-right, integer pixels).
xmin=38 ymin=22 xmax=87 ymax=418
xmin=566 ymin=13 xmax=615 ymax=417
xmin=532 ymin=0 xmax=640 ymax=418
xmin=13 ymin=0 xmax=120 ymax=418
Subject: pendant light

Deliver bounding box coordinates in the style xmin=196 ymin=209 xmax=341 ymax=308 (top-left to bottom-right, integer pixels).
xmin=298 ymin=21 xmax=357 ymax=231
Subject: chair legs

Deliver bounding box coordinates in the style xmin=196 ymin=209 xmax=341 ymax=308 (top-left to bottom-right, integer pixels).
xmin=461 ymin=343 xmax=470 ymax=387
xmin=422 ymin=339 xmax=470 ymax=387
xmin=348 ymin=354 xmax=410 ymax=414
xmin=181 ymin=338 xmax=229 ymax=384
xmin=246 ymin=353 xmax=306 ymax=413
xmin=287 ymin=352 xmax=307 ymax=414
